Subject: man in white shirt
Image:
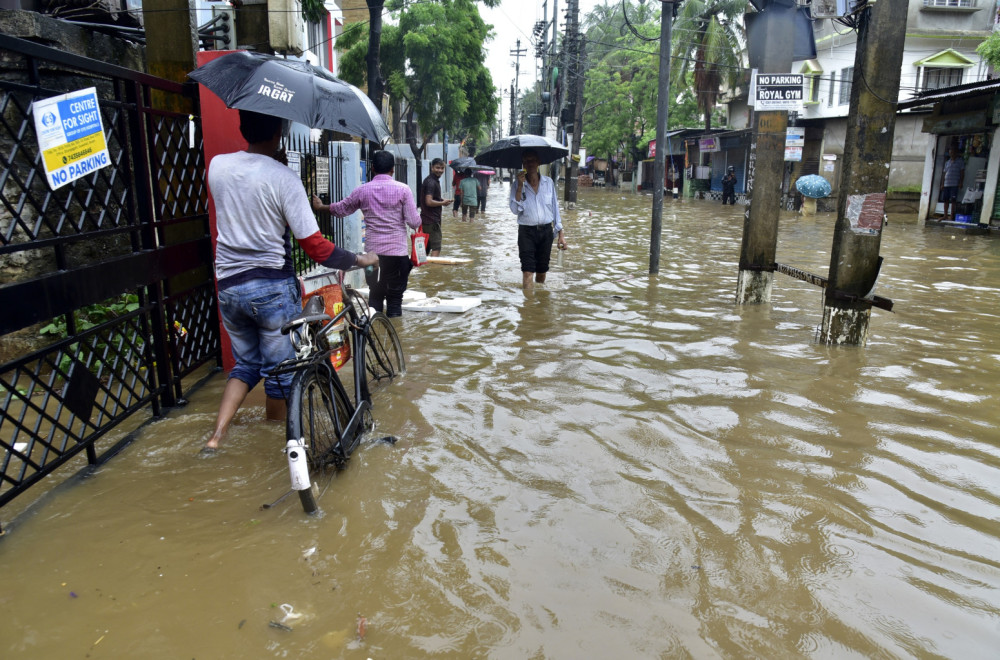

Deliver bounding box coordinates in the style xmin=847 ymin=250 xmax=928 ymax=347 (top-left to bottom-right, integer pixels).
xmin=509 ymin=150 xmax=568 ymax=289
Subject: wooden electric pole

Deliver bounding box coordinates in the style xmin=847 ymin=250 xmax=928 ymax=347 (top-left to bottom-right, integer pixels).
xmin=820 ymin=1 xmax=908 ymax=345
xmin=736 ymin=4 xmax=795 ymax=304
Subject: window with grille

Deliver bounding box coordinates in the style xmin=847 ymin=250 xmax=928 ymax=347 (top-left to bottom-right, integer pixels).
xmin=922 ymin=67 xmax=964 ymax=91
xmin=838 ymin=67 xmax=853 ymax=105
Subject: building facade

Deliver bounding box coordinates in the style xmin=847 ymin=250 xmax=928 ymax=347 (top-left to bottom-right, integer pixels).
xmin=790 ymin=0 xmax=995 ymax=206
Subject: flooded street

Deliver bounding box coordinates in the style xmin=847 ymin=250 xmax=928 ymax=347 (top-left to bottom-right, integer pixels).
xmin=2 ymin=186 xmax=1000 ymax=658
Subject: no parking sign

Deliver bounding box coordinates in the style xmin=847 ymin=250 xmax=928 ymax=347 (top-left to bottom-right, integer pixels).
xmin=32 ymin=87 xmax=110 ymax=190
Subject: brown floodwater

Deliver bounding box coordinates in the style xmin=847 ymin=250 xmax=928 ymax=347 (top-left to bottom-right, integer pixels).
xmin=2 ymin=186 xmax=999 ymax=659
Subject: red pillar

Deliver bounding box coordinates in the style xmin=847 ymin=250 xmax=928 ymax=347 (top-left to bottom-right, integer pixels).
xmin=195 ymin=50 xmax=247 ymax=370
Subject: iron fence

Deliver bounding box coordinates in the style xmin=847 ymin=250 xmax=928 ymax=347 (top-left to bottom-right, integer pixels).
xmin=283 ymin=132 xmax=353 ymax=275
xmin=0 ymin=35 xmax=219 ymax=518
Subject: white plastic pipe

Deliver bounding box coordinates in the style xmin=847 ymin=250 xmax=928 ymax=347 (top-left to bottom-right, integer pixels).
xmin=286 ymin=438 xmax=311 ymax=492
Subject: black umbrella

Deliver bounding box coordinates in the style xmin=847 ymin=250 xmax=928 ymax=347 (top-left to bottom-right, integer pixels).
xmin=475 ymin=135 xmax=569 ymax=169
xmin=188 ymin=51 xmax=391 ymax=144
xmin=448 ymin=156 xmax=478 ymax=171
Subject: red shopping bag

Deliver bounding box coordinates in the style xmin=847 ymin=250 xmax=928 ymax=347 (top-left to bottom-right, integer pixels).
xmin=411 ymin=225 xmax=429 ymax=266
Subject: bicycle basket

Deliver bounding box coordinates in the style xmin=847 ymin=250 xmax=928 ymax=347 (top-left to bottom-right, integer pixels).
xmin=302 ymin=284 xmax=351 ymax=370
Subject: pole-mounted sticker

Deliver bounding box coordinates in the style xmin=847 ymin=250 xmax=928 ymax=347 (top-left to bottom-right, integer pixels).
xmin=846 ymin=193 xmax=886 ymax=235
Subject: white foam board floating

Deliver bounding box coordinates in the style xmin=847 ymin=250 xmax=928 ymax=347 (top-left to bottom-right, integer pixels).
xmin=357 ymin=288 xmax=427 ymax=302
xmin=401 ymin=296 xmax=481 ymax=313
xmin=426 ymin=256 xmax=473 ymax=265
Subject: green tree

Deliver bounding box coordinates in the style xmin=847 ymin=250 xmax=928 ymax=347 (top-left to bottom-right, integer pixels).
xmin=338 ymin=0 xmax=499 ymax=158
xmin=669 ymin=0 xmax=746 ymax=131
xmin=977 ymin=31 xmax=1000 ymax=70
xmin=580 ymin=1 xmax=702 ymax=167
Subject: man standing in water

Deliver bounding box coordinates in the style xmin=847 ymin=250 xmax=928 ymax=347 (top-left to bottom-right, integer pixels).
xmin=940 ymin=147 xmax=964 ymax=221
xmin=204 ymin=110 xmax=377 ymax=453
xmin=312 ymin=150 xmax=421 ymax=317
xmin=457 ymin=168 xmax=481 ymax=220
xmin=721 ymin=166 xmax=737 ymax=205
xmin=510 ymin=149 xmax=567 ymax=289
xmin=474 ymin=170 xmax=490 ymax=213
xmin=420 ymin=157 xmax=452 ymax=257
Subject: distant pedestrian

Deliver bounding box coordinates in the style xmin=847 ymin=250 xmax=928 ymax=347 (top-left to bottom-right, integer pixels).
xmin=452 ymin=168 xmax=466 ymax=218
xmin=420 ymin=157 xmax=452 ymax=257
xmin=510 ymin=149 xmax=567 ymax=290
xmin=312 ymin=150 xmax=421 ymax=317
xmin=721 ymin=166 xmax=737 ymax=205
xmin=474 ymin=170 xmax=491 ymax=213
xmin=457 ymin=170 xmax=481 ymax=220
xmin=940 ymin=147 xmax=964 ymax=221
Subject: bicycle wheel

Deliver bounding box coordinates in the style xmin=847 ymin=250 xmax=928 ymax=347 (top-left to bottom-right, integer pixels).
xmin=286 ymin=366 xmax=353 ymax=513
xmin=363 ymin=312 xmax=405 ymax=392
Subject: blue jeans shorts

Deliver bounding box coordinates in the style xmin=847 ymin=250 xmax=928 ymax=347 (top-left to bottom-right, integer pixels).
xmin=218 ymin=277 xmax=300 ymax=399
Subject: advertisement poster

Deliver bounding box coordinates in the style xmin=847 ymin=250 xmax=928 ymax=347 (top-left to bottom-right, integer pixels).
xmin=32 ymin=87 xmax=110 ymax=190
xmin=698 ymin=137 xmax=720 ymax=153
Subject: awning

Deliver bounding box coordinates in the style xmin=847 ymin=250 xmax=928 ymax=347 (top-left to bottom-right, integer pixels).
xmin=913 ymin=48 xmax=976 ymax=69
xmin=799 ymin=59 xmax=822 ymax=75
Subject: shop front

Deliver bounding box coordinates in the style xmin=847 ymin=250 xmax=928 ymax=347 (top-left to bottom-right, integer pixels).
xmin=899 ymin=79 xmax=1000 ymax=227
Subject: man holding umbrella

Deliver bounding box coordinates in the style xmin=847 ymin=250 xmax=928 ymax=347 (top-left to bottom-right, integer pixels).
xmin=204 ymin=110 xmax=378 ymax=453
xmin=511 ymin=150 xmax=567 ymax=289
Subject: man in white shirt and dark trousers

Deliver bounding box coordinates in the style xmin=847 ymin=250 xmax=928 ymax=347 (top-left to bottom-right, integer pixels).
xmin=509 ymin=150 xmax=567 ymax=290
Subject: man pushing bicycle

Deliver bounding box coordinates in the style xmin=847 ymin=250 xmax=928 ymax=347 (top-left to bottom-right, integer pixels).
xmin=203 ymin=110 xmax=377 ymax=454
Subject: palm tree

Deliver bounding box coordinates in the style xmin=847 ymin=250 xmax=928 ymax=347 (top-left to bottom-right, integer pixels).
xmin=669 ymin=0 xmax=746 ymax=131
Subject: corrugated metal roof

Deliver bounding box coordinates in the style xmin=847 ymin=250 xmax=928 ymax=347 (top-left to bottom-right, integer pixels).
xmin=898 ymin=79 xmax=1000 ymax=110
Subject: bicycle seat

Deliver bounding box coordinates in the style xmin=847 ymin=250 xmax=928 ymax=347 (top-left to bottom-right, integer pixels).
xmin=281 ymin=296 xmax=331 ymax=335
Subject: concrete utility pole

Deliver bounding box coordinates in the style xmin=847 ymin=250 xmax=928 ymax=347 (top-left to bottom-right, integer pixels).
xmin=563 ymin=0 xmax=580 ymax=206
xmin=510 ymin=82 xmax=517 ymax=135
xmin=144 ymin=0 xmax=198 ymax=112
xmin=735 ymin=5 xmax=795 ymax=304
xmin=366 ymin=0 xmax=386 ymax=112
xmin=510 ymin=38 xmax=527 ymax=133
xmin=551 ymin=0 xmax=559 ymax=115
xmin=820 ymin=1 xmax=908 ymax=345
xmin=649 ymin=0 xmax=679 ymax=274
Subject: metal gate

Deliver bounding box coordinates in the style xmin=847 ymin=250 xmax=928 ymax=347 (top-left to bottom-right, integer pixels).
xmin=0 ymin=35 xmax=220 ymax=519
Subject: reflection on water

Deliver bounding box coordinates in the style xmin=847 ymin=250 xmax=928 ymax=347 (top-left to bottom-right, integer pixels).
xmin=2 ymin=188 xmax=999 ymax=658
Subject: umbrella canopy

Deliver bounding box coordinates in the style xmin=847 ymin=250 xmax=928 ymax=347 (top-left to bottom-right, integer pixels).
xmin=449 ymin=156 xmax=478 ymax=171
xmin=188 ymin=51 xmax=391 ymax=144
xmin=475 ymin=135 xmax=569 ymax=169
xmin=795 ymin=174 xmax=832 ymax=199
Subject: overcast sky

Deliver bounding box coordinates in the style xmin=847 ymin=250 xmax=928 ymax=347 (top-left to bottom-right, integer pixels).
xmin=480 ymin=0 xmax=610 ymax=100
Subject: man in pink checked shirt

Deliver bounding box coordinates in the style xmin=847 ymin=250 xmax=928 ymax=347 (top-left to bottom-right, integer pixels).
xmin=312 ymin=150 xmax=421 ymax=317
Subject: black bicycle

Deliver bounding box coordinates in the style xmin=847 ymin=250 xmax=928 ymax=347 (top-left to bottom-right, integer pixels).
xmin=271 ymin=271 xmax=405 ymax=514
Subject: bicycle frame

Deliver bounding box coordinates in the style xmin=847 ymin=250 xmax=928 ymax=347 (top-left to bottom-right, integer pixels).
xmin=280 ymin=282 xmax=377 ymax=458
xmin=316 ymin=288 xmax=376 ymax=440
xmin=275 ymin=268 xmax=405 ymax=514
